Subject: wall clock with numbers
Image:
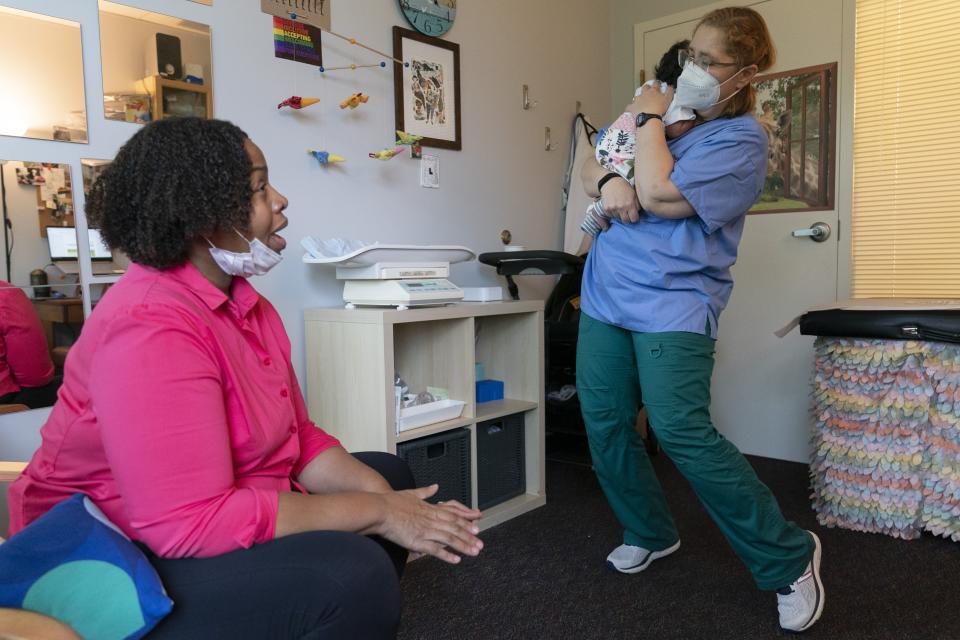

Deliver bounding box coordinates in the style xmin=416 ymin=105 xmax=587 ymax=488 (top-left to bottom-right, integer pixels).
xmin=398 ymin=0 xmax=457 ymax=37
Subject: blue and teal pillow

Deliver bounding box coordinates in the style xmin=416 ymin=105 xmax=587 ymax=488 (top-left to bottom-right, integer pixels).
xmin=0 ymin=494 xmax=173 ymax=640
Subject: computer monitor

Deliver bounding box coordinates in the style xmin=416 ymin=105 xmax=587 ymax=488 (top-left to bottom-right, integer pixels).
xmin=46 ymin=227 xmax=113 ymax=262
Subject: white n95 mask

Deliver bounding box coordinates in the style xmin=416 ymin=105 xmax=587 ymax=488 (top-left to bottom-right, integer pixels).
xmin=675 ymin=62 xmax=745 ymax=111
xmin=637 ymin=80 xmax=696 ymax=126
xmin=207 ymin=229 xmax=283 ymax=278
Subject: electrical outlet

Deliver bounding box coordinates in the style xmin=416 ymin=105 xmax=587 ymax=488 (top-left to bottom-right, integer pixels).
xmin=420 ymin=155 xmax=439 ymax=188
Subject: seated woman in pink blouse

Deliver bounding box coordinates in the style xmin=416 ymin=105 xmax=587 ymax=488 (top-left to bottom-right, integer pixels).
xmin=0 ymin=282 xmax=57 ymax=409
xmin=8 ymin=118 xmax=482 ymax=639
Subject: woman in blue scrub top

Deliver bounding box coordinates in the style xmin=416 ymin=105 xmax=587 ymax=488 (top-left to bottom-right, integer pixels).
xmin=578 ymin=7 xmax=824 ymax=633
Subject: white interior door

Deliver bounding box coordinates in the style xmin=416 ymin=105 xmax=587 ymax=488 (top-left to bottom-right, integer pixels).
xmin=634 ymin=0 xmax=845 ymax=462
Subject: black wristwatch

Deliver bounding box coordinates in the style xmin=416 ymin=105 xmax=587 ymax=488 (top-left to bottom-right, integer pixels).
xmin=596 ymin=172 xmax=620 ymax=192
xmin=636 ymin=112 xmax=664 ymax=128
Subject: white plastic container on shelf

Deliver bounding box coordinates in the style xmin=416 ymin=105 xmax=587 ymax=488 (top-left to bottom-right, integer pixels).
xmin=397 ymin=399 xmax=466 ymax=433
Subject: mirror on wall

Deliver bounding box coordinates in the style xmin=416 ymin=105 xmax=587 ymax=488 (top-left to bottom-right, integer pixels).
xmin=98 ymin=1 xmax=213 ymax=124
xmin=0 ymin=6 xmax=88 ymax=143
xmin=0 ymin=282 xmax=67 ymax=410
xmin=81 ymin=158 xmax=131 ymax=273
xmin=0 ymin=160 xmax=85 ymax=410
xmin=1 ymin=160 xmax=81 ymax=293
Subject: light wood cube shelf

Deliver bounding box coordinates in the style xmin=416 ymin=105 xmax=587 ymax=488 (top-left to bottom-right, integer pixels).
xmin=0 ymin=461 xmax=27 ymax=483
xmin=304 ymin=301 xmax=545 ymax=530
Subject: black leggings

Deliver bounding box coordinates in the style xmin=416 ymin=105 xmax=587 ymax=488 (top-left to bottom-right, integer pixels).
xmin=145 ymin=452 xmax=414 ymax=640
xmin=0 ymin=377 xmax=61 ymax=409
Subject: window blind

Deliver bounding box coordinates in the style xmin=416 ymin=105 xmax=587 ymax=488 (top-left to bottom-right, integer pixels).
xmin=852 ymin=0 xmax=960 ymax=297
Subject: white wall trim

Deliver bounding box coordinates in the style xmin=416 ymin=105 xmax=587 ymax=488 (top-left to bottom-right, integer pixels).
xmin=836 ymin=0 xmax=855 ymax=299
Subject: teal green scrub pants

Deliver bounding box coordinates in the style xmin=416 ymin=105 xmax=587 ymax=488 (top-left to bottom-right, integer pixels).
xmin=575 ymin=313 xmax=814 ymax=590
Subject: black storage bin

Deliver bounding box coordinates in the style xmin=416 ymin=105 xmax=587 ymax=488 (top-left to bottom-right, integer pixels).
xmin=477 ymin=413 xmax=526 ymax=510
xmin=397 ymin=428 xmax=471 ymax=508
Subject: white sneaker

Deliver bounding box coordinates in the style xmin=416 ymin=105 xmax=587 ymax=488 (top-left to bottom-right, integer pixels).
xmin=777 ymin=531 xmax=824 ymax=632
xmin=606 ymin=540 xmax=681 ymax=574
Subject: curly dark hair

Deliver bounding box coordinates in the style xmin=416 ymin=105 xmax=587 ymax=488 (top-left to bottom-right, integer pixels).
xmin=86 ymin=117 xmax=253 ymax=269
xmin=654 ymin=40 xmax=689 ymax=87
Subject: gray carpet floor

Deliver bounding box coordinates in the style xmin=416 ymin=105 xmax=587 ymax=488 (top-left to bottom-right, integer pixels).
xmin=397 ymin=436 xmax=960 ymax=639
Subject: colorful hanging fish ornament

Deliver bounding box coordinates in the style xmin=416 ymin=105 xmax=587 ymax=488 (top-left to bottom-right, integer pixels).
xmin=339 ymin=93 xmax=370 ymax=109
xmin=395 ymin=130 xmax=424 ymax=145
xmin=307 ymin=150 xmax=346 ymax=165
xmin=368 ymin=147 xmax=405 ymax=161
xmin=278 ymin=96 xmax=321 ymax=110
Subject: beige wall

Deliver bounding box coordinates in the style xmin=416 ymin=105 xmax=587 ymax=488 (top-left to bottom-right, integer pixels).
xmin=0 ymin=0 xmax=612 ymax=398
xmin=607 ymin=0 xmax=709 ymax=117
xmin=0 ymin=8 xmax=86 ymax=140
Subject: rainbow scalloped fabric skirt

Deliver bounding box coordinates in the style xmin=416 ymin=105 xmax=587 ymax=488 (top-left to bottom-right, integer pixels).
xmin=810 ymin=337 xmax=960 ymax=541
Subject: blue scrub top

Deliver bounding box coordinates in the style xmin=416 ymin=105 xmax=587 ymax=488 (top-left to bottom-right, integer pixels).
xmin=582 ymin=113 xmax=768 ymax=339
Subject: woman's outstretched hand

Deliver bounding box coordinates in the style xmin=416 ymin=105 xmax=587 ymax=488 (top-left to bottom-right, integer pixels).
xmin=377 ymin=484 xmax=483 ymax=564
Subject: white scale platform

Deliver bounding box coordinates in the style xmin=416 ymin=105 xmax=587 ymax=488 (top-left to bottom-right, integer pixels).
xmin=303 ymin=241 xmax=476 ymax=309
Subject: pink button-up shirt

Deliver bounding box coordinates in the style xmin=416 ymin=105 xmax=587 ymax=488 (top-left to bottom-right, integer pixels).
xmin=0 ymin=282 xmax=55 ymax=397
xmin=7 ymin=263 xmax=339 ymax=557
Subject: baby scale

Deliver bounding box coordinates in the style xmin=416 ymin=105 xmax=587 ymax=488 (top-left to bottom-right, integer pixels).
xmin=302 ymin=240 xmax=476 ymax=309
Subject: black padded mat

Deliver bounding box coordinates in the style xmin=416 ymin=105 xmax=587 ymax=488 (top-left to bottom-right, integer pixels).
xmin=799 ymin=308 xmax=960 ymax=343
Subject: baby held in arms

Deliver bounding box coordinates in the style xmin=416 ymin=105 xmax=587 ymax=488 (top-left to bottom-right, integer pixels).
xmin=582 ymin=40 xmax=696 ymax=236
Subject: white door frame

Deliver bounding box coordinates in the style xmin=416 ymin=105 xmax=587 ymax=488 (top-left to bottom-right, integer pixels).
xmin=632 ymin=0 xmax=854 ymax=298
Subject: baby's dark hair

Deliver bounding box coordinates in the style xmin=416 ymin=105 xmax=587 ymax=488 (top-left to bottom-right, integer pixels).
xmin=654 ymin=40 xmax=690 ymax=87
xmin=86 ymin=118 xmax=252 ymax=269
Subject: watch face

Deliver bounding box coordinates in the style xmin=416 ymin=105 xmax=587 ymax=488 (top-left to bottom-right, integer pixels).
xmin=637 ymin=113 xmax=662 ymax=127
xmin=398 ymin=0 xmax=456 ymax=36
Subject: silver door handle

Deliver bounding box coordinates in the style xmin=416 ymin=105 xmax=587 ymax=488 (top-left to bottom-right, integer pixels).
xmin=791 ymin=222 xmax=831 ymax=242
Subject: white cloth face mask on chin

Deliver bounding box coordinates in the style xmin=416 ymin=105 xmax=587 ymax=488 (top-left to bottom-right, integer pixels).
xmin=207 ymin=229 xmax=283 ymax=278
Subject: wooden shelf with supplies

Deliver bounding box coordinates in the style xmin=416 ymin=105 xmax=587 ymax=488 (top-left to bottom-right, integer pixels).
xmin=304 ymin=301 xmax=546 ymax=530
xmin=142 ymin=75 xmax=212 ymax=121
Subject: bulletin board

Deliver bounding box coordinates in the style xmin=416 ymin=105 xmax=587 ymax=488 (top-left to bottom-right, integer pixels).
xmin=18 ymin=163 xmax=74 ymax=238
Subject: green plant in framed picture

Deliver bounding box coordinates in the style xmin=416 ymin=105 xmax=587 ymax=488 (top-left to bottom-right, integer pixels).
xmin=398 ymin=0 xmax=456 ymax=36
xmin=750 ymin=62 xmax=837 ymax=214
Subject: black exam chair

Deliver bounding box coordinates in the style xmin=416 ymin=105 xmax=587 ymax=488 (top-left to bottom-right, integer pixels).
xmin=478 ymin=250 xmax=658 ymax=454
xmin=477 ymin=250 xmax=584 ymax=302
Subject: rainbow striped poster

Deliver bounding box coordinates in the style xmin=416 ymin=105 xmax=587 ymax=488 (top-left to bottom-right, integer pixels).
xmin=273 ymin=17 xmax=323 ymax=66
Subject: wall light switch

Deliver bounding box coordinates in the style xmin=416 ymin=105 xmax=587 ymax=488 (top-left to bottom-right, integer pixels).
xmin=420 ymin=155 xmax=439 ymax=188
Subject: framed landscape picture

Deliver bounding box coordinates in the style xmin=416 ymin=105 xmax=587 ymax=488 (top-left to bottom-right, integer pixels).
xmin=750 ymin=62 xmax=837 ymax=214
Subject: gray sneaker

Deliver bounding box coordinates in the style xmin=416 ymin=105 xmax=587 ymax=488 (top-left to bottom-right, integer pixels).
xmin=776 ymin=531 xmax=824 ymax=632
xmin=606 ymin=540 xmax=681 ymax=574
